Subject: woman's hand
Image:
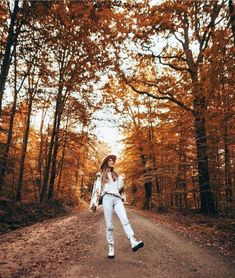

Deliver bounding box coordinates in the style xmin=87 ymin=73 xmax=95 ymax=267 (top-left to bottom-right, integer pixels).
xmin=89 ymin=204 xmax=97 ymax=213
xmin=120 ymin=173 xmax=125 ymax=179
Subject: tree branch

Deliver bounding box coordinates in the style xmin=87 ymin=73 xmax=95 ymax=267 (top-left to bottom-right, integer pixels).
xmin=129 ymin=84 xmax=194 ymax=114
xmin=141 ymin=45 xmax=189 ymax=72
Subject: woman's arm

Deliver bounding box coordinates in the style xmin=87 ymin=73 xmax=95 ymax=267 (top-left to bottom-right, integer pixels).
xmin=117 ymin=174 xmax=126 ymax=202
xmin=117 ymin=174 xmax=125 ymax=192
xmin=89 ymin=174 xmax=98 ymax=212
xmin=89 ymin=172 xmax=101 ymax=212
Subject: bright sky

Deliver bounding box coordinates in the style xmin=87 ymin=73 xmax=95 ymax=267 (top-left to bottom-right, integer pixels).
xmin=28 ymin=96 xmax=125 ymax=157
xmin=94 ymin=125 xmax=124 ymax=155
xmin=91 ymin=107 xmax=125 ymax=157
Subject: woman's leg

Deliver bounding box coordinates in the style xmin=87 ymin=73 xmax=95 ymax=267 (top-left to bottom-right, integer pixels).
xmin=113 ymin=197 xmax=135 ymax=240
xmin=102 ymin=194 xmax=115 ymax=245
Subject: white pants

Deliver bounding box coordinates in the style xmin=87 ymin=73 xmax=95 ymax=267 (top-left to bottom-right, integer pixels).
xmin=102 ymin=193 xmax=135 ymax=245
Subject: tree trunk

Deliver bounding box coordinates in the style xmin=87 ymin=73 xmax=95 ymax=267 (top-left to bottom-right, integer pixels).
xmin=147 ymin=98 xmax=161 ymax=196
xmin=193 ymin=94 xmax=216 ymax=214
xmin=0 ymin=0 xmax=19 ymax=113
xmin=224 ymin=115 xmax=233 ymax=208
xmin=16 ymin=91 xmax=33 ymax=202
xmin=176 ymin=127 xmax=188 ymax=209
xmin=0 ymin=61 xmax=18 ymax=192
xmin=37 ymin=109 xmax=46 ymax=192
xmin=57 ymin=117 xmax=69 ymax=193
xmin=40 ymin=89 xmax=62 ymax=203
xmin=229 ymin=0 xmax=235 ymax=45
xmin=143 ymin=181 xmax=152 ymax=210
xmin=56 ymin=141 xmax=66 ymax=194
xmin=138 ymin=141 xmax=151 ymax=209
xmin=47 ymin=108 xmax=62 ymax=200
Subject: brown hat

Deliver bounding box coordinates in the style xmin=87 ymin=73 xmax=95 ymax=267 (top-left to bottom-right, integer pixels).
xmin=100 ymin=154 xmax=117 ymax=170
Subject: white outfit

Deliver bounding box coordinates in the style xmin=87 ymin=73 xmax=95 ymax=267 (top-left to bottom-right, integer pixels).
xmin=101 ymin=172 xmax=135 ymax=245
xmin=89 ymin=171 xmax=144 ymax=254
xmin=101 ymin=172 xmax=123 ymax=199
xmin=103 ymin=193 xmax=135 ymax=245
xmin=89 ymin=171 xmax=126 ymax=210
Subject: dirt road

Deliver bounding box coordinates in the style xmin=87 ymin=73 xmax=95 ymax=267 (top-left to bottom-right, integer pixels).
xmin=1 ymin=205 xmax=235 ymax=278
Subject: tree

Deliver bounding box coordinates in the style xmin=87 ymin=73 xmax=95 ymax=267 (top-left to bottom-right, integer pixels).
xmin=118 ymin=0 xmax=230 ymax=214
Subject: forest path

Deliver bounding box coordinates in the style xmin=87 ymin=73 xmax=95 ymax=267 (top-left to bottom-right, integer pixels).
xmin=1 ymin=205 xmax=235 ymax=278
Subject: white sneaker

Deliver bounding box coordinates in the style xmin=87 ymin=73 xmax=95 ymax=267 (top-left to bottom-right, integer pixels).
xmin=107 ymin=244 xmax=115 ymax=258
xmin=129 ymin=236 xmax=144 ymax=252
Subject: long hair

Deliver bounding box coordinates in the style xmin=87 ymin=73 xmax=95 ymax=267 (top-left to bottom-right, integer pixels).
xmin=101 ymin=160 xmax=118 ymax=186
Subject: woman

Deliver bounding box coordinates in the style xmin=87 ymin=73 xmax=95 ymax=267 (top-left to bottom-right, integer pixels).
xmin=89 ymin=154 xmax=144 ymax=259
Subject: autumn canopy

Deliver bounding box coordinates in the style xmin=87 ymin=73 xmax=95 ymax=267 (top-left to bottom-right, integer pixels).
xmin=0 ymin=0 xmax=234 ymax=215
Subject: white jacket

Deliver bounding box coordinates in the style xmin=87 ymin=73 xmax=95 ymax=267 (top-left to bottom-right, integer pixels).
xmin=89 ymin=172 xmax=126 ymax=211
